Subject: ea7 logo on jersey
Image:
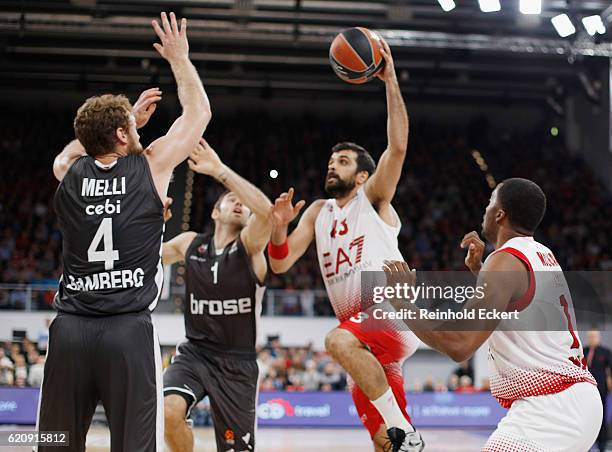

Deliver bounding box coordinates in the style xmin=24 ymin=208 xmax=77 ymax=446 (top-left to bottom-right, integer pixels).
xmin=322 ymin=235 xmax=365 ymax=277
xmin=190 ymin=293 xmax=252 ymax=315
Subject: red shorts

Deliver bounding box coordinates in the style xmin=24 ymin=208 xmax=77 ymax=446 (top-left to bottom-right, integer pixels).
xmin=338 ymin=316 xmax=418 ymax=438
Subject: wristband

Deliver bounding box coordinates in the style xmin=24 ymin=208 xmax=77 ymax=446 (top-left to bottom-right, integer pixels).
xmin=268 ymin=240 xmax=289 ymax=260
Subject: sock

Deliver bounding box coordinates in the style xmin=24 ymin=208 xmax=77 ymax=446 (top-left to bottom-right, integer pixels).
xmin=371 ymin=387 xmax=414 ymax=433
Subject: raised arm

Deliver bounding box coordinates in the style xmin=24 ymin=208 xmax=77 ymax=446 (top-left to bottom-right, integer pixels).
xmin=162 ymin=231 xmax=197 ymax=265
xmin=364 ymin=38 xmax=409 ymax=206
xmin=187 ymin=138 xmax=273 ymax=256
xmin=53 ymin=139 xmax=86 ymax=182
xmin=268 ymin=189 xmax=324 ymax=274
xmin=145 ymin=12 xmax=212 ymax=198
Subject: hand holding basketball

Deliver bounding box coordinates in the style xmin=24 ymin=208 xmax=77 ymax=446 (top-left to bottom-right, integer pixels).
xmin=188 ymin=138 xmax=223 ymax=177
xmin=376 ymin=38 xmax=397 ymax=83
xmin=461 ymin=231 xmax=485 ymax=275
xmin=152 ymin=12 xmax=189 ymax=63
xmin=272 ymin=188 xmax=306 ymax=226
xmin=133 ymin=87 xmax=162 ymax=129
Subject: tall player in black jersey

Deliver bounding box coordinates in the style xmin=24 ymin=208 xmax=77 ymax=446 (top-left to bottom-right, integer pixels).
xmin=38 ymin=12 xmax=211 ymax=452
xmin=161 ymin=139 xmax=272 ymax=452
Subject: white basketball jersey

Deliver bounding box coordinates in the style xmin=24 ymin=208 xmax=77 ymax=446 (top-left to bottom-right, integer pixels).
xmin=314 ymin=187 xmax=404 ymax=322
xmin=486 ymin=236 xmax=596 ymax=408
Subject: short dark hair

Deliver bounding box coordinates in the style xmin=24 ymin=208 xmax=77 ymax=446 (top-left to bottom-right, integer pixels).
xmin=213 ymin=190 xmax=231 ymax=211
xmin=331 ymin=142 xmax=376 ymax=176
xmin=497 ymin=178 xmax=546 ymax=234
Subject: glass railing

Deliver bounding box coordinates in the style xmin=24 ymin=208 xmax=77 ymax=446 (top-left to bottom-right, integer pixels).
xmin=0 ymin=283 xmax=333 ymax=317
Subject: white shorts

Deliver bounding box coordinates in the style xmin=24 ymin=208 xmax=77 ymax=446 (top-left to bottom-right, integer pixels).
xmin=483 ymin=382 xmax=602 ymax=452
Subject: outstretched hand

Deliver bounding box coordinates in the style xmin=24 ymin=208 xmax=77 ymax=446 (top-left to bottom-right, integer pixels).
xmin=382 ymin=260 xmax=417 ymax=288
xmin=187 ymin=138 xmax=223 ymax=177
xmin=152 ymin=12 xmax=189 ymax=63
xmin=133 ymin=88 xmax=162 ymax=129
xmin=272 ymin=188 xmax=306 ymax=226
xmin=460 ymin=231 xmax=485 ymax=275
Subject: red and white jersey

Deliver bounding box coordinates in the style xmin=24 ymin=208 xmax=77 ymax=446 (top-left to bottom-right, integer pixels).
xmin=314 ymin=187 xmax=404 ymax=322
xmin=486 ymin=236 xmax=596 ymax=408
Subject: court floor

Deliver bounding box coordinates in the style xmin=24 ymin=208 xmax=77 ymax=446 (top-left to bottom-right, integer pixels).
xmin=0 ymin=426 xmax=492 ymax=451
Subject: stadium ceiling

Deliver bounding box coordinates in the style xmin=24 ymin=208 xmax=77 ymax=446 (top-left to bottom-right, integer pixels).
xmin=1 ymin=0 xmax=611 ymax=103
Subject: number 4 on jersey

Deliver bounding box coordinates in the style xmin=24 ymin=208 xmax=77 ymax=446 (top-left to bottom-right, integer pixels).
xmin=88 ymin=218 xmax=119 ymax=270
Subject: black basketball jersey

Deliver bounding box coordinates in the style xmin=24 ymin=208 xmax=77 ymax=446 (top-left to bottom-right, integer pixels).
xmin=53 ymin=154 xmax=164 ymax=315
xmin=184 ymin=233 xmax=265 ymax=359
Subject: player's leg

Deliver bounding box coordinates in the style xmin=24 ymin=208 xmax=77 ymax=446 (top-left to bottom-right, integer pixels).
xmin=163 ymin=342 xmax=208 ymax=452
xmin=349 ymin=360 xmax=422 ymax=452
xmin=325 ymin=326 xmax=415 ymax=434
xmin=164 ymin=395 xmax=194 ymax=452
xmin=37 ymin=314 xmax=98 ymax=452
xmin=206 ymin=356 xmax=259 ymax=452
xmin=95 ymin=312 xmax=162 ymax=452
xmin=326 ymin=319 xmax=423 ymax=451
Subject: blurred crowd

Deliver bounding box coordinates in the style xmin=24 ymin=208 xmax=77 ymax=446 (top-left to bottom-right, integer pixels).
xmin=0 ymin=338 xmax=47 ymax=388
xmin=1 ymin=105 xmax=611 ymax=313
xmin=1 ymin=335 xmax=486 ymax=397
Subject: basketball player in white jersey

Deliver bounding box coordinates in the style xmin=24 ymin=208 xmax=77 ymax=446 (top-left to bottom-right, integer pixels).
xmin=383 ymin=178 xmax=602 ymax=451
xmin=268 ymin=38 xmax=424 ymax=452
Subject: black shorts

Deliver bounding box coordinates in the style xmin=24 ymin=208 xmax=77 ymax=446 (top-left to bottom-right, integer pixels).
xmin=163 ymin=341 xmax=258 ymax=452
xmin=36 ymin=311 xmax=162 ymax=452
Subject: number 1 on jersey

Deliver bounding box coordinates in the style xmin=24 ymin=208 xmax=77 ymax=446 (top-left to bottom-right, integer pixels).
xmin=211 ymin=261 xmax=219 ymax=285
xmin=88 ymin=218 xmax=119 ymax=270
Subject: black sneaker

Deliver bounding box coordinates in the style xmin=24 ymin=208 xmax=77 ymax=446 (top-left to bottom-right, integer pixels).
xmin=385 ymin=427 xmax=425 ymax=452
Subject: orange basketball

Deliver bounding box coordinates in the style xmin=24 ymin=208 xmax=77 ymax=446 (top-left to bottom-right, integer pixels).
xmin=329 ymin=27 xmax=385 ymax=84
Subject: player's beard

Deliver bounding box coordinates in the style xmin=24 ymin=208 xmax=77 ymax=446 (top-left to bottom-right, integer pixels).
xmin=127 ymin=135 xmax=144 ymax=155
xmin=325 ymin=174 xmax=356 ymax=198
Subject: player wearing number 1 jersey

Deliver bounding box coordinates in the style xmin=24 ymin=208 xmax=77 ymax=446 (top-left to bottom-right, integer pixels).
xmin=267 ymin=38 xmax=423 ymax=452
xmin=161 ymin=139 xmax=272 ymax=452
xmin=383 ymin=178 xmax=601 ymax=452
xmin=38 ymin=12 xmax=212 ymax=452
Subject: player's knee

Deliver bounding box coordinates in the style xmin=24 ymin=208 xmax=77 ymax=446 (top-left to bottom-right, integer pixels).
xmin=164 ymin=395 xmax=188 ymax=430
xmin=325 ymin=328 xmax=357 ymax=358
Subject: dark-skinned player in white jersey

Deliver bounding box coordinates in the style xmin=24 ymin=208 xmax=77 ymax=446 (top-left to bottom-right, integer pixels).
xmin=161 ymin=139 xmax=273 ymax=452
xmin=42 ymin=12 xmax=212 ymax=452
xmin=267 ymin=38 xmax=424 ymax=452
xmin=383 ymin=178 xmax=600 ymax=451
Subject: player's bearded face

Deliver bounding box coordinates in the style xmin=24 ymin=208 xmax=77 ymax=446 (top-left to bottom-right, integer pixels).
xmin=325 ymin=171 xmax=356 ymax=198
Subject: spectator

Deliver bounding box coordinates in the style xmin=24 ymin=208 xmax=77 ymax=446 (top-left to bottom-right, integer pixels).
xmin=455 ymin=376 xmax=476 ymax=393
xmin=13 ymin=354 xmax=28 ymax=382
xmin=28 ymin=355 xmax=45 ymax=387
xmin=301 ymin=359 xmax=322 ymax=391
xmin=0 ymin=348 xmax=14 ymax=386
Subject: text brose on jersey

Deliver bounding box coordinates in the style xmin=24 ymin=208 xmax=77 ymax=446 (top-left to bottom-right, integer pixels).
xmin=54 ymin=155 xmax=165 ymax=316
xmin=184 ymin=233 xmax=264 ymax=358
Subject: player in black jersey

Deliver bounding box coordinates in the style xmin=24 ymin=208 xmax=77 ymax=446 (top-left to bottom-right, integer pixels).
xmin=161 ymin=138 xmax=272 ymax=452
xmin=38 ymin=12 xmax=212 ymax=452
